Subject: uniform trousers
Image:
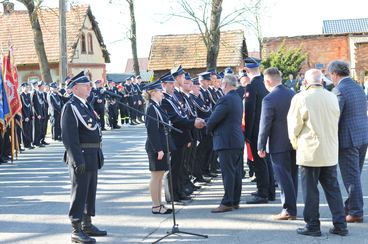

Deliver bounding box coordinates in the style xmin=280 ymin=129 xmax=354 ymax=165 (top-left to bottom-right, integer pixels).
xmin=22 ymin=120 xmax=33 ymax=147
xmin=128 ymin=99 xmax=137 ymax=122
xmin=108 ymin=103 xmax=118 ymax=128
xmin=338 ymin=144 xmax=368 ymax=217
xmin=119 ymin=102 xmax=129 ymax=124
xmin=197 ymin=135 xmax=212 ymax=175
xmin=94 ymin=105 xmax=105 ymax=129
xmin=301 ymin=165 xmax=346 ymax=230
xmin=270 ymin=150 xmax=298 ymax=216
xmin=217 ymin=149 xmax=243 ymax=206
xmin=170 ymin=146 xmax=185 ymax=199
xmin=249 ymin=140 xmax=275 ymax=198
xmin=68 ymin=166 xmax=98 ymax=222
xmin=41 ymin=116 xmax=48 ymax=143
xmin=33 ymin=117 xmax=43 ymax=145
xmin=51 ymin=113 xmax=61 ymax=140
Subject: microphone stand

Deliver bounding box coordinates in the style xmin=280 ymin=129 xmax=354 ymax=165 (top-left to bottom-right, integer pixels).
xmin=101 ymin=90 xmax=208 ymax=243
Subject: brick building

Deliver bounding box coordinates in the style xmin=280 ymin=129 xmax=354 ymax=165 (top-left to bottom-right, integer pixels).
xmin=262 ymin=18 xmax=368 ymax=84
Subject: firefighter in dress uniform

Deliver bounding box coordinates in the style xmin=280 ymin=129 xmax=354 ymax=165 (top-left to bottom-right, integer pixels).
xmin=61 ymin=71 xmax=107 ymax=243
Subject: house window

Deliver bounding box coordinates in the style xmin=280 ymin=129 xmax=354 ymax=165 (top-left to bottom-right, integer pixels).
xmin=81 ymin=33 xmax=86 ymax=54
xmin=88 ymin=33 xmax=94 ymax=54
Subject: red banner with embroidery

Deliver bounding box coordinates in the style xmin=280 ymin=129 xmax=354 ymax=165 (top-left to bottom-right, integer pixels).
xmin=2 ymin=53 xmax=21 ymax=123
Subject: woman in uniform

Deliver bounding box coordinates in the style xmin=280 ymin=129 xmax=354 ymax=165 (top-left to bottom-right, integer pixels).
xmin=144 ymin=80 xmax=174 ymax=214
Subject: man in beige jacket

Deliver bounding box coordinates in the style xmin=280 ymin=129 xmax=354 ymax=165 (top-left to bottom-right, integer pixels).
xmin=287 ymin=69 xmax=348 ymax=237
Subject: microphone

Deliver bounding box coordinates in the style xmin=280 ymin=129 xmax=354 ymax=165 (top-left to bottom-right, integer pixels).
xmin=100 ymin=88 xmax=122 ymax=99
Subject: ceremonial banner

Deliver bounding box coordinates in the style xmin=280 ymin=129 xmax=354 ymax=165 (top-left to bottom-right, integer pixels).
xmin=0 ymin=68 xmax=10 ymax=133
xmin=2 ymin=53 xmax=21 ymax=123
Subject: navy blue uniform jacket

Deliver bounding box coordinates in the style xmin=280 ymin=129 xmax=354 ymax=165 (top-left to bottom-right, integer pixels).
xmin=244 ymin=75 xmax=268 ymax=142
xmin=145 ymin=100 xmax=175 ymax=153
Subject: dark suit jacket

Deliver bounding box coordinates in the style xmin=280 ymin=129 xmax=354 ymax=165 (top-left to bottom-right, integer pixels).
xmin=244 ymin=75 xmax=269 ymax=142
xmin=257 ymin=85 xmax=295 ymax=153
xmin=333 ymin=77 xmax=368 ymax=148
xmin=206 ymin=90 xmax=244 ymax=151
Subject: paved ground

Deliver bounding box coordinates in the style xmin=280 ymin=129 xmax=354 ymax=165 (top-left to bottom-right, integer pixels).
xmin=1 ymin=125 xmax=368 ymax=244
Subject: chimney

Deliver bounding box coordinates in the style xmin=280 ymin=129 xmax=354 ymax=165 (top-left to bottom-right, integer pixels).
xmin=3 ymin=0 xmax=14 ymax=15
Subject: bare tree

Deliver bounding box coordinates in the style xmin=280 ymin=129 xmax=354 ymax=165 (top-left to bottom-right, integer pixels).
xmin=16 ymin=0 xmax=52 ymax=82
xmin=126 ymin=0 xmax=139 ymax=76
xmin=109 ymin=0 xmax=140 ymax=75
xmin=169 ymin=0 xmax=260 ymax=69
xmin=241 ymin=0 xmax=265 ymax=58
xmin=207 ymin=0 xmax=222 ymax=69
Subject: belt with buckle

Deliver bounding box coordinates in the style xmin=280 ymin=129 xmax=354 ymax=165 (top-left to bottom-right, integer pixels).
xmin=80 ymin=143 xmax=101 ymax=149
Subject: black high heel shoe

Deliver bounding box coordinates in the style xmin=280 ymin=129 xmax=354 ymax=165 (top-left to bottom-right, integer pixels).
xmin=152 ymin=205 xmax=173 ymax=214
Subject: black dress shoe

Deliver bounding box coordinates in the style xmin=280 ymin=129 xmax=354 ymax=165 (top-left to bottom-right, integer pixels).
xmin=296 ymin=227 xmax=321 ymax=237
xmin=246 ymin=195 xmax=268 ymax=204
xmin=183 ymin=187 xmax=194 ymax=196
xmin=329 ymin=226 xmax=348 ymax=236
xmin=82 ymin=216 xmax=107 ymax=237
xmin=71 ymin=222 xmax=96 ymax=243
xmin=268 ymin=195 xmax=276 ymax=201
xmin=208 ymin=172 xmax=218 ymax=178
xmin=83 ymin=224 xmax=107 ymax=236
xmin=194 ymin=177 xmax=211 ymax=184
xmin=101 ymin=128 xmax=107 ymax=131
xmin=41 ymin=141 xmax=50 ymax=145
xmin=193 ymin=185 xmax=201 ymax=190
xmin=179 ymin=195 xmax=192 ymax=201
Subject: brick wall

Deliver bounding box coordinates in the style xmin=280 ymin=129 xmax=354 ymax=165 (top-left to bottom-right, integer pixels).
xmin=262 ymin=34 xmax=350 ymax=72
xmin=355 ymin=42 xmax=368 ymax=83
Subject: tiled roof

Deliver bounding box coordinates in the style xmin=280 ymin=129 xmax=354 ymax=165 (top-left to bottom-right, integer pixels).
xmin=323 ymin=18 xmax=368 ymax=34
xmin=125 ymin=58 xmax=149 ymax=72
xmin=0 ymin=5 xmax=109 ymax=65
xmin=148 ymin=30 xmax=246 ymax=70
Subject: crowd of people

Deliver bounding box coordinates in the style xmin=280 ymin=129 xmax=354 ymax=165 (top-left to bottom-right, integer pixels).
xmin=2 ymin=57 xmax=367 ymax=242
xmin=143 ymin=58 xmax=368 ymax=238
xmin=0 ymin=74 xmax=146 ymax=164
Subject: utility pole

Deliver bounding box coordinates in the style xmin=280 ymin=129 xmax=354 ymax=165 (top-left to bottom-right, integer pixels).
xmin=59 ymin=0 xmax=67 ymax=85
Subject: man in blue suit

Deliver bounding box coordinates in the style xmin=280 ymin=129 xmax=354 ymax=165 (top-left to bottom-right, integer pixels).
xmin=328 ymin=60 xmax=368 ymax=223
xmin=257 ymin=68 xmax=298 ymax=220
xmin=207 ymin=74 xmax=244 ymax=213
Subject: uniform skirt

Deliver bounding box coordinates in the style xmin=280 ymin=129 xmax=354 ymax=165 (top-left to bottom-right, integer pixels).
xmin=147 ymin=152 xmax=169 ymax=171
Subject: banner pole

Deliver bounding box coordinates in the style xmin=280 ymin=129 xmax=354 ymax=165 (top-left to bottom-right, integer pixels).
xmin=10 ymin=118 xmax=14 ymax=162
xmin=15 ymin=118 xmax=19 ymax=159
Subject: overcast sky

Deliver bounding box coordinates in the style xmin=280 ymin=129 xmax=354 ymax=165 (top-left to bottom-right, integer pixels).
xmin=13 ymin=0 xmax=368 ymax=72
